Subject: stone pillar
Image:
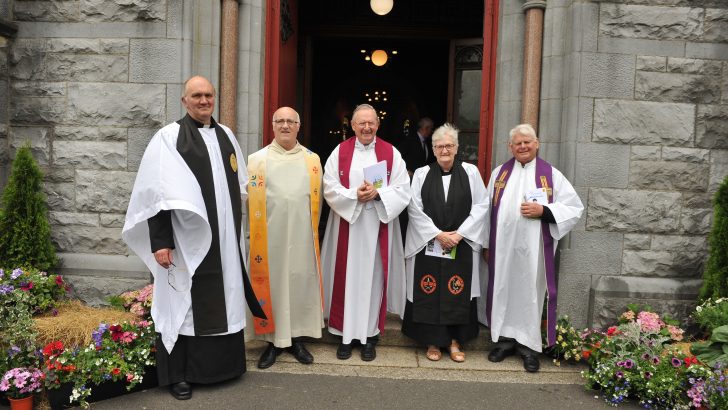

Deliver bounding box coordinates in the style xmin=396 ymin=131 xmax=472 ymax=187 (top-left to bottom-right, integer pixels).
xmin=220 ymin=0 xmax=240 ymax=132
xmin=520 ymin=0 xmax=546 ymax=132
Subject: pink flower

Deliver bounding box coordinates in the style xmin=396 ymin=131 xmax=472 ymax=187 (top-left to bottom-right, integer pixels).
xmin=667 ymin=325 xmax=684 ymax=341
xmin=636 ymin=311 xmax=663 ymax=333
xmin=620 ymin=310 xmax=635 ymax=321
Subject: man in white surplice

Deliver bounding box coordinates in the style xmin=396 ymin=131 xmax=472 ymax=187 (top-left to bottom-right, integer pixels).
xmin=122 ymin=76 xmax=264 ymax=400
xmin=481 ymin=124 xmax=583 ymax=373
xmin=321 ymin=104 xmax=411 ymax=362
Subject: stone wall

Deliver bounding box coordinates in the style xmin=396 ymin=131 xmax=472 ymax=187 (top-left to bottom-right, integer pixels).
xmin=0 ymin=1 xmax=15 ymax=191
xmin=1 ymin=0 xmax=265 ymax=305
xmin=544 ymin=0 xmax=728 ymax=329
xmin=4 ymin=1 xmax=176 ymax=304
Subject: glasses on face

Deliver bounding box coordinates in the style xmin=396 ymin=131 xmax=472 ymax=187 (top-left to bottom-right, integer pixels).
xmin=433 ymin=144 xmax=456 ymax=151
xmin=273 ymin=119 xmax=299 ymax=126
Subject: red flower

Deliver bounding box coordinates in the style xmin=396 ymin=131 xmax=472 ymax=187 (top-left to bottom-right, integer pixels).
xmin=55 ymin=275 xmax=64 ymax=286
xmin=43 ymin=341 xmax=65 ymax=357
xmin=607 ymin=326 xmax=619 ymax=336
xmin=582 ymin=350 xmax=592 ymax=359
xmin=112 ymin=368 xmax=121 ymax=375
xmin=110 ymin=324 xmax=123 ymax=341
xmin=683 ymin=356 xmax=699 ymax=367
xmin=20 ymin=281 xmax=34 ymax=291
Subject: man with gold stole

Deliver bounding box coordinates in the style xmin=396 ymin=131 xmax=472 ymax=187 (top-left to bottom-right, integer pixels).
xmin=247 ymin=106 xmax=325 ymax=369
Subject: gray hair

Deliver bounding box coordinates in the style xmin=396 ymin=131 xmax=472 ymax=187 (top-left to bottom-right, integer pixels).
xmin=508 ymin=123 xmax=537 ymax=142
xmin=431 ymin=123 xmax=459 ymax=146
xmin=352 ymin=104 xmax=379 ymax=123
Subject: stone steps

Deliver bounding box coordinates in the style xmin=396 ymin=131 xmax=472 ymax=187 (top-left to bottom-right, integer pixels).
xmin=314 ymin=314 xmax=495 ymax=350
xmin=245 ymin=315 xmax=587 ymax=385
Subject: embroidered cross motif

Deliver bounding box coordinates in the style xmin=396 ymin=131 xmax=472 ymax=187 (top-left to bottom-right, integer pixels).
xmin=493 ymin=170 xmax=509 ymax=207
xmin=255 ymin=255 xmax=263 ymax=263
xmin=312 ymin=166 xmax=319 ymax=174
xmin=540 ymin=176 xmax=553 ymax=201
xmin=255 ymin=211 xmax=262 ymax=219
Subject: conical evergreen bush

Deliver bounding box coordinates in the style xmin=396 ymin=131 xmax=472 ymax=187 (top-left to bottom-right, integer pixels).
xmin=700 ymin=175 xmax=728 ymax=300
xmin=0 ymin=144 xmax=57 ymax=270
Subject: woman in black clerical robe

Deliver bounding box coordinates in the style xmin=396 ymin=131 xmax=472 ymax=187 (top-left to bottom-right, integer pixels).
xmin=401 ymin=123 xmax=488 ymax=362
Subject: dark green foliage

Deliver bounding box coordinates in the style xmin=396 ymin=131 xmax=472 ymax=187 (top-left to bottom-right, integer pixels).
xmin=0 ymin=144 xmax=57 ymax=270
xmin=701 ymin=175 xmax=728 ymax=300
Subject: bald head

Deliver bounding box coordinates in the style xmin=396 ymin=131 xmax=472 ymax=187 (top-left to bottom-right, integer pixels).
xmin=272 ymin=106 xmax=301 ymax=151
xmin=181 ymin=76 xmax=216 ymax=124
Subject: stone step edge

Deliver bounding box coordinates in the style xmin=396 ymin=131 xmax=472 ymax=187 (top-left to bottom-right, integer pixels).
xmin=246 ymin=362 xmax=586 ymax=385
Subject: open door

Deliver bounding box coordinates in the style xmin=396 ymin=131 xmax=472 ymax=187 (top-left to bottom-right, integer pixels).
xmin=263 ymin=0 xmax=299 ymax=145
xmin=447 ymin=39 xmax=483 ymax=168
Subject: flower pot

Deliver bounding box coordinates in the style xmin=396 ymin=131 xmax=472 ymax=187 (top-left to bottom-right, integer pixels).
xmin=46 ymin=366 xmax=158 ymax=410
xmin=8 ymin=395 xmax=33 ymax=410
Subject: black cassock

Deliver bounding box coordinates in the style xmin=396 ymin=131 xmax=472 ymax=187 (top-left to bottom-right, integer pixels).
xmin=148 ymin=114 xmax=264 ymax=386
xmin=402 ymin=161 xmax=479 ymax=347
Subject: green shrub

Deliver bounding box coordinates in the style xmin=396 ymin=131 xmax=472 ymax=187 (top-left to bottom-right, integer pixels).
xmin=0 ymin=144 xmax=57 ymax=271
xmin=701 ymin=175 xmax=728 ymax=300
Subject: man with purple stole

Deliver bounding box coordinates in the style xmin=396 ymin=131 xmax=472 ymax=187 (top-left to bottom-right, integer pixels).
xmin=321 ymin=104 xmax=411 ymax=362
xmin=482 ymin=124 xmax=583 ymax=372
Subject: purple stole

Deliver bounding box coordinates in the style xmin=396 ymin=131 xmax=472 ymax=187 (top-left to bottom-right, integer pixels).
xmin=328 ymin=137 xmax=393 ymax=334
xmin=486 ymin=157 xmax=558 ymax=347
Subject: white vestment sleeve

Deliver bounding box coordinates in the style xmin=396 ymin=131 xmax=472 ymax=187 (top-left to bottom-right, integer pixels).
xmin=404 ymin=166 xmax=440 ymax=258
xmin=455 ymin=163 xmax=489 ymax=249
xmin=544 ymin=168 xmax=583 ymax=240
xmin=373 ymin=148 xmax=412 ymax=224
xmin=481 ymin=164 xmax=502 ymax=248
xmin=323 ymin=145 xmax=364 ymax=224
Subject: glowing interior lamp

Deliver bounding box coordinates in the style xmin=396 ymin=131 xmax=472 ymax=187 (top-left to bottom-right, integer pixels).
xmin=370 ymin=0 xmax=394 ymax=16
xmin=371 ymin=50 xmax=388 ymax=66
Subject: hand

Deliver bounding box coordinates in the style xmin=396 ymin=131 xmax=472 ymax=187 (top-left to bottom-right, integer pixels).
xmin=435 ymin=231 xmax=462 ymax=250
xmin=520 ymin=202 xmax=544 ymax=219
xmin=482 ymin=248 xmax=489 ymax=261
xmin=154 ymin=248 xmax=173 ymax=269
xmin=357 ymin=181 xmax=378 ymax=202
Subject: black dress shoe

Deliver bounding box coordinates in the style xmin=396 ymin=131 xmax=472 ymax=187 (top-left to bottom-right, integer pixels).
xmin=336 ymin=343 xmax=352 ymax=360
xmin=521 ymin=353 xmax=541 ymax=372
xmin=361 ymin=342 xmax=377 ymax=361
xmin=257 ymin=343 xmax=281 ymax=369
xmin=487 ymin=345 xmax=516 ymax=362
xmin=170 ymin=381 xmax=192 ymax=400
xmin=288 ymin=341 xmax=314 ymax=364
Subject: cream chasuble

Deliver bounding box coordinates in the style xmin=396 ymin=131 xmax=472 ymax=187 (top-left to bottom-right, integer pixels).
xmin=246 ymin=141 xmax=324 ymax=347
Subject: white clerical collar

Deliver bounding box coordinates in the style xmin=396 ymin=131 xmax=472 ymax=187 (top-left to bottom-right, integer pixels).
xmin=202 ymin=124 xmax=211 ymax=128
xmin=518 ymin=157 xmax=537 ymax=168
xmin=354 ymin=137 xmax=377 ymax=150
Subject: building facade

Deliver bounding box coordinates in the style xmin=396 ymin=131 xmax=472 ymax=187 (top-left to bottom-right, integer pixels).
xmin=0 ymin=0 xmax=726 ymax=329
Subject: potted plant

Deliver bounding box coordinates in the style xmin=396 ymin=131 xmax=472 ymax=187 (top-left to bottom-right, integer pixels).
xmin=0 ymin=367 xmax=44 ymax=410
xmin=42 ymin=320 xmax=157 ymax=409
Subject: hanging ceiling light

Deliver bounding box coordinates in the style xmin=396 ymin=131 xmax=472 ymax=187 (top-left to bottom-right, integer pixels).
xmin=371 ymin=50 xmax=388 ymax=66
xmin=370 ymin=0 xmax=393 ymax=16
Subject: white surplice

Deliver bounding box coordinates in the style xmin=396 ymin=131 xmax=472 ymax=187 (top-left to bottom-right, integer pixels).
xmin=479 ymin=158 xmax=583 ymax=352
xmin=403 ymin=162 xmax=489 ymax=302
xmin=321 ymin=137 xmax=411 ymax=344
xmin=122 ymin=122 xmax=248 ymax=353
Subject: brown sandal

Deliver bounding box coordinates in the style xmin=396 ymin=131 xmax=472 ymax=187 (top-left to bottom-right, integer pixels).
xmin=426 ymin=345 xmax=442 ymax=361
xmin=449 ymin=342 xmax=465 ymax=363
